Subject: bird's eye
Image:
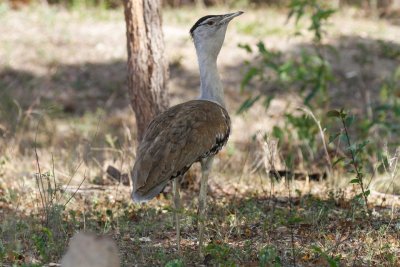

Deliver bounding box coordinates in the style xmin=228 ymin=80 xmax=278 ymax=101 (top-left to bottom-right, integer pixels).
xmin=207 ymin=21 xmax=215 ymax=26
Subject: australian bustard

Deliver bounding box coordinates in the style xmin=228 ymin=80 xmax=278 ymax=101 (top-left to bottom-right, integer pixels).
xmin=131 ymin=11 xmax=243 ymax=256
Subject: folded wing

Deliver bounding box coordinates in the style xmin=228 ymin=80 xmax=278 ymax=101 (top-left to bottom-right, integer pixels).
xmin=131 ymin=100 xmax=230 ymax=202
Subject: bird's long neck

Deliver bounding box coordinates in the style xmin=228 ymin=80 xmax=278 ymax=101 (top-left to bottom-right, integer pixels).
xmin=196 ymin=52 xmax=225 ymax=107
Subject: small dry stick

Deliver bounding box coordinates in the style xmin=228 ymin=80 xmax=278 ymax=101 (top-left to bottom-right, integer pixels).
xmin=34 ymin=117 xmax=48 ymax=223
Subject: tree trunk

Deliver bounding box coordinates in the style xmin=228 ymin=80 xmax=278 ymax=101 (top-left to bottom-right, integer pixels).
xmin=123 ymin=0 xmax=169 ymax=142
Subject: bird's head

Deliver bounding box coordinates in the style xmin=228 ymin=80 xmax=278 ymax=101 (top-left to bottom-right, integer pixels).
xmin=190 ymin=11 xmax=243 ymax=59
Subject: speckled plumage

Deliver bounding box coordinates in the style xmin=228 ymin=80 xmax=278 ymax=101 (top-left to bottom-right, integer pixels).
xmin=131 ymin=100 xmax=230 ymax=202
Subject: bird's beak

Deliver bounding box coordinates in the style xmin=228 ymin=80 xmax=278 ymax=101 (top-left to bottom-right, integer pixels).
xmin=219 ymin=11 xmax=244 ymax=25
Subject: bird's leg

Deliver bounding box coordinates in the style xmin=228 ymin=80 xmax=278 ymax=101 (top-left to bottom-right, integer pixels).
xmin=198 ymin=157 xmax=213 ymax=257
xmin=172 ymin=178 xmax=181 ymax=255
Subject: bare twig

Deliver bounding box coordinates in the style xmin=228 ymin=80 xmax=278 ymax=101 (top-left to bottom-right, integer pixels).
xmin=63 ymin=114 xmax=103 ymax=208
xmin=34 ymin=117 xmax=48 ymax=223
xmin=64 ymin=160 xmax=85 ymax=192
xmin=63 ymin=171 xmax=88 ymax=208
xmin=51 ymin=153 xmax=58 ymax=203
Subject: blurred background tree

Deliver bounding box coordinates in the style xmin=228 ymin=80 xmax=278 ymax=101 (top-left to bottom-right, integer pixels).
xmin=123 ymin=0 xmax=169 ymax=142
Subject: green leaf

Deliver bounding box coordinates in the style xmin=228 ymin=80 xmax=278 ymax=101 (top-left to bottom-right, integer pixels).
xmin=311 ymin=245 xmax=322 ymax=253
xmin=326 ymin=110 xmax=341 ymax=118
xmin=357 ymin=140 xmax=369 ymax=151
xmin=327 ymin=257 xmax=340 ymax=267
xmin=240 ymin=67 xmax=259 ymax=91
xmin=364 ymin=189 xmax=370 ymax=197
xmin=257 ymin=41 xmax=267 ymax=54
xmin=263 ymin=95 xmax=274 ymax=111
xmin=236 ymin=95 xmax=261 ymax=115
xmin=272 ymin=126 xmax=284 ymax=141
xmin=316 ymin=9 xmax=336 ymax=20
xmin=284 ymin=154 xmax=294 ymax=169
xmin=344 ymin=115 xmax=355 ymax=127
xmin=347 ymin=144 xmax=357 ymax=153
xmin=106 ymin=209 xmax=113 ymax=217
xmin=238 ymin=43 xmax=252 ymax=53
xmin=304 ymin=87 xmax=319 ymax=105
xmin=339 ymin=109 xmax=347 ymax=118
xmin=355 ymin=192 xmax=364 ymax=200
xmin=165 ymin=259 xmax=184 ymax=267
xmin=339 ymin=132 xmax=348 ymax=144
xmin=350 ymin=178 xmax=360 ymax=184
xmin=288 ymin=216 xmax=303 ymax=224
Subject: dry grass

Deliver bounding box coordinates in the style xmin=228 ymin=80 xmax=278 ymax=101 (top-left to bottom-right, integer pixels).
xmin=0 ymin=3 xmax=400 ymax=266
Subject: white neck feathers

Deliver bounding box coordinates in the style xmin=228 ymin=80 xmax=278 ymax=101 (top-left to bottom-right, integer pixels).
xmin=197 ymin=55 xmax=225 ymax=107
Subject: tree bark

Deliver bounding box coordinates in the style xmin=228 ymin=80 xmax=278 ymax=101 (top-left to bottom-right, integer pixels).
xmin=123 ymin=0 xmax=169 ymax=142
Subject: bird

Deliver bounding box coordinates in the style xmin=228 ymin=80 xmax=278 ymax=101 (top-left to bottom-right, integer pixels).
xmin=131 ymin=11 xmax=243 ymax=256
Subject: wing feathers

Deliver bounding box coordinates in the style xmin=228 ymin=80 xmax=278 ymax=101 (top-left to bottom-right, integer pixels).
xmin=131 ymin=100 xmax=230 ymax=202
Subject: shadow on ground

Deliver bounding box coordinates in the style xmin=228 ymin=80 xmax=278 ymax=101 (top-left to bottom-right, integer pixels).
xmin=1 ymin=35 xmax=399 ymax=119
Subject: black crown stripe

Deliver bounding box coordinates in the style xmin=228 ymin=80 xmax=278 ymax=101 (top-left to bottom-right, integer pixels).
xmin=189 ymin=15 xmax=218 ymax=37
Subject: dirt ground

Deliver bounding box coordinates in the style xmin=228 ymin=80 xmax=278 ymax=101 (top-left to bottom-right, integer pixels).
xmin=0 ymin=4 xmax=400 ymax=266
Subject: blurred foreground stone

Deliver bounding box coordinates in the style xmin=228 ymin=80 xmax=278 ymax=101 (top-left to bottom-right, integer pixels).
xmin=61 ymin=232 xmax=120 ymax=267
